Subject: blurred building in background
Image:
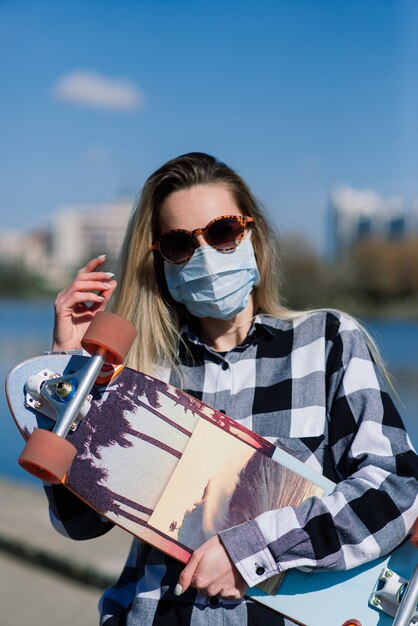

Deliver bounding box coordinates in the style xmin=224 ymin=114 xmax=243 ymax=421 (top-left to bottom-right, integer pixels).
xmin=0 ymin=199 xmax=132 ymax=287
xmin=0 ymin=229 xmax=50 ymax=273
xmin=328 ymin=186 xmax=418 ymax=260
xmin=3 ymin=186 xmax=418 ymax=292
xmin=49 ymin=200 xmax=132 ymax=274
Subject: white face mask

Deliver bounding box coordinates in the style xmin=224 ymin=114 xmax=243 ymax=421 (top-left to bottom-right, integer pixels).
xmin=164 ymin=234 xmax=260 ymax=320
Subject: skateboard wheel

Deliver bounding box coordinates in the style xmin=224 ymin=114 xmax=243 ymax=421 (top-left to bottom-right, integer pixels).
xmin=18 ymin=429 xmax=77 ymax=484
xmin=411 ymin=519 xmax=418 ymax=547
xmin=341 ymin=621 xmax=362 ymax=626
xmin=81 ymin=311 xmax=137 ymax=364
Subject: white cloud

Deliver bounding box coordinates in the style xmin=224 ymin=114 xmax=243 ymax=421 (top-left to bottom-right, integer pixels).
xmin=330 ymin=185 xmax=403 ymax=216
xmin=51 ymin=70 xmax=143 ymax=112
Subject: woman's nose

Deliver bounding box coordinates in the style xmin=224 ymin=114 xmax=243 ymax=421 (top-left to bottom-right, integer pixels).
xmin=195 ymin=233 xmax=206 ymax=247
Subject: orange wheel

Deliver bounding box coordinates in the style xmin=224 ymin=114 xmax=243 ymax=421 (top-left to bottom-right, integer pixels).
xmin=18 ymin=429 xmax=77 ymax=484
xmin=411 ymin=519 xmax=418 ymax=547
xmin=81 ymin=311 xmax=137 ymax=364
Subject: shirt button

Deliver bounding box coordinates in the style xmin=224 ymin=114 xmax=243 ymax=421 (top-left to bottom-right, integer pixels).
xmin=256 ymin=566 xmax=265 ymax=576
xmin=221 ymin=362 xmax=229 ymax=370
xmin=210 ymin=596 xmax=219 ymax=606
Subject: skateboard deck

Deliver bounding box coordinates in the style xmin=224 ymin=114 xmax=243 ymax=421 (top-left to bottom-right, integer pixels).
xmin=6 ymin=353 xmax=418 ymax=626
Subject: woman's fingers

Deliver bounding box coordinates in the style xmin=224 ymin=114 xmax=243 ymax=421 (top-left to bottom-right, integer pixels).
xmin=52 ymin=256 xmax=117 ymax=351
xmin=68 ymin=292 xmax=107 ymax=306
xmin=174 ymin=551 xmax=203 ymax=596
xmin=68 ymin=279 xmax=114 ymax=295
xmin=56 ymin=279 xmax=117 ymax=311
xmin=174 ymin=536 xmax=247 ymax=599
xmin=82 ymin=281 xmax=117 ymax=313
xmin=77 ymin=255 xmax=108 ymax=276
xmin=74 ymin=271 xmax=116 ymax=282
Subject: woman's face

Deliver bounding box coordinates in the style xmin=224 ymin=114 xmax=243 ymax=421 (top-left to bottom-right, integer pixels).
xmin=158 ymin=184 xmax=243 ymax=248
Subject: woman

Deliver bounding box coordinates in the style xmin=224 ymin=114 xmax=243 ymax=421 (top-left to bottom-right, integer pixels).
xmin=46 ymin=152 xmax=418 ymax=626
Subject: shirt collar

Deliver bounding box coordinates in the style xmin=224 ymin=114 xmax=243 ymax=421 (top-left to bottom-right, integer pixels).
xmin=180 ymin=314 xmax=275 ymax=350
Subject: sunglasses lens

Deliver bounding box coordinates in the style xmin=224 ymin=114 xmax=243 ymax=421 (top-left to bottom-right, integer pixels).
xmin=157 ymin=216 xmax=250 ymax=263
xmin=160 ymin=231 xmax=195 ymax=264
xmin=206 ymin=217 xmax=244 ymax=251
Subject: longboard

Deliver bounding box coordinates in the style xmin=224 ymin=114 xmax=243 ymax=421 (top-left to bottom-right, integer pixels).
xmin=6 ymin=353 xmax=418 ymax=626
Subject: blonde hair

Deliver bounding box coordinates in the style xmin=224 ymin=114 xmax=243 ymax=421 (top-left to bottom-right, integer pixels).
xmin=111 ymin=152 xmax=392 ymax=387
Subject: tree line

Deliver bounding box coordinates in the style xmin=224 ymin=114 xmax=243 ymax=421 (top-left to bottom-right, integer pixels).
xmin=280 ymin=235 xmax=418 ymax=318
xmin=1 ymin=236 xmax=418 ymax=318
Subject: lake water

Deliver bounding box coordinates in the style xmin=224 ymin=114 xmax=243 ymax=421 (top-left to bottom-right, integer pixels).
xmin=1 ymin=299 xmax=417 ymax=485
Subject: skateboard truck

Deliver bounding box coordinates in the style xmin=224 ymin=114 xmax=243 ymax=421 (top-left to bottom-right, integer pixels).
xmin=25 ymin=369 xmax=92 ymax=430
xmin=18 ymin=312 xmax=137 ymax=484
xmin=369 ymin=563 xmax=418 ymax=625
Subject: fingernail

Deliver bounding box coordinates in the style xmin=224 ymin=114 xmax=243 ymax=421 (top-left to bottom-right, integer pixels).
xmin=97 ymin=296 xmax=105 ymax=302
xmin=97 ymin=254 xmax=106 ymax=260
xmin=174 ymin=583 xmax=183 ymax=596
xmin=105 ymin=272 xmax=115 ymax=278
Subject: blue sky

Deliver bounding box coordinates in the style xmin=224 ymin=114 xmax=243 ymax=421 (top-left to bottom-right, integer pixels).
xmin=1 ymin=0 xmax=417 ymax=251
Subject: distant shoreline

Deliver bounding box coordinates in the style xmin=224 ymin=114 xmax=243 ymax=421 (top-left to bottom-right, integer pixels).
xmin=1 ymin=294 xmax=418 ymax=322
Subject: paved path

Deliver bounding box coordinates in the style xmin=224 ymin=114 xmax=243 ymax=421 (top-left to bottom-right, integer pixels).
xmin=0 ymin=552 xmax=101 ymax=626
xmin=0 ymin=477 xmax=132 ymax=625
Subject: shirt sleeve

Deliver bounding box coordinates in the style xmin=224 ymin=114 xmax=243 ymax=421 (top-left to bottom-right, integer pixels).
xmin=219 ymin=312 xmax=418 ymax=587
xmin=44 ymin=483 xmax=114 ymax=540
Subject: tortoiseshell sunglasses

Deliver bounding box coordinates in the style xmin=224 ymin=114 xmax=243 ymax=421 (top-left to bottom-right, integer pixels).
xmin=150 ymin=214 xmax=254 ymax=264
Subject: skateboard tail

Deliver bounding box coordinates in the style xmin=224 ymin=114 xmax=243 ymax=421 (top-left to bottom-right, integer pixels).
xmin=11 ymin=312 xmax=138 ymax=483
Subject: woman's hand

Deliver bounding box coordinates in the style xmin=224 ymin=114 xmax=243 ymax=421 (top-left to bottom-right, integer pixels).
xmin=175 ymin=535 xmax=247 ymax=599
xmin=52 ymin=255 xmax=117 ymax=351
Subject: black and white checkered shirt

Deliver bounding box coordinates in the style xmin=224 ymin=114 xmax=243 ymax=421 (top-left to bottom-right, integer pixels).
xmin=45 ymin=311 xmax=418 ymax=626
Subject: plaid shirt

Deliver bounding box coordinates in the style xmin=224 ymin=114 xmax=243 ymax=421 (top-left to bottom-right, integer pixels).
xmin=45 ymin=311 xmax=418 ymax=626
